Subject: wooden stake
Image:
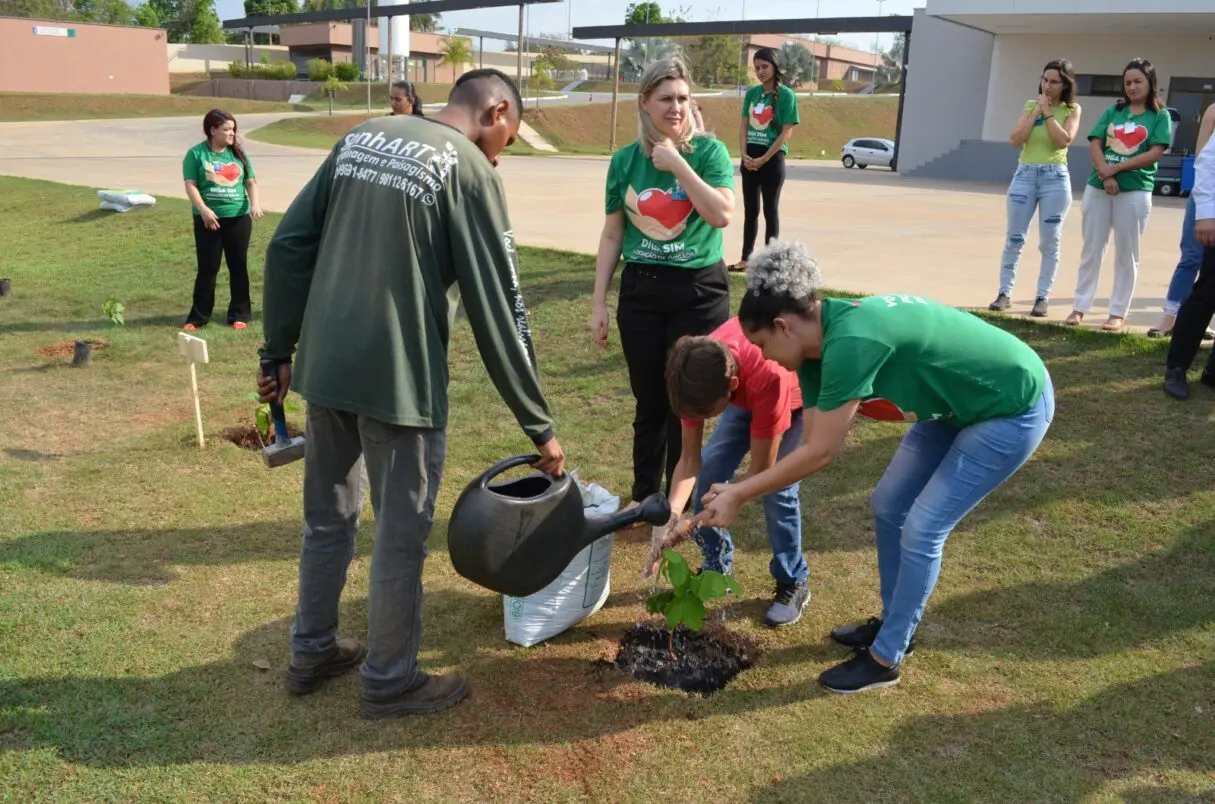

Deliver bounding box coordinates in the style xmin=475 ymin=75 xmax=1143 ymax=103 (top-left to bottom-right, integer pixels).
xmin=609 ymin=38 xmax=622 ymax=153
xmin=190 ymin=361 xmax=205 ymax=449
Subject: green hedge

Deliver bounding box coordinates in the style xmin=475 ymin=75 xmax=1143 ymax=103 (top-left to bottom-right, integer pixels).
xmin=229 ymin=60 xmax=299 ymax=80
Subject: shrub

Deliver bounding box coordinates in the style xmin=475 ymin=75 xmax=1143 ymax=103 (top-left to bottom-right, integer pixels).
xmin=305 ymin=58 xmax=332 ymax=82
xmin=332 ymin=61 xmax=361 ymax=81
xmin=228 ymin=59 xmax=299 ymax=80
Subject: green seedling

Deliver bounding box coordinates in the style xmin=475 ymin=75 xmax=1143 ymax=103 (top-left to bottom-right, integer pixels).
xmin=645 ymin=548 xmax=740 ymax=659
xmin=247 ymin=393 xmax=300 ymax=445
xmin=102 ymin=299 xmax=125 ymax=326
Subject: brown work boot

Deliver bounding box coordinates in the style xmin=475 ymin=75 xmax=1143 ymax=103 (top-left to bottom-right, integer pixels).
xmin=283 ymin=638 xmax=366 ymax=696
xmin=359 ymin=673 xmax=469 ymax=719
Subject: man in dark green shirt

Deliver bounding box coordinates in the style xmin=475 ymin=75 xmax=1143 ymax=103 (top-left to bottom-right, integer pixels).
xmin=255 ymin=69 xmax=565 ymax=719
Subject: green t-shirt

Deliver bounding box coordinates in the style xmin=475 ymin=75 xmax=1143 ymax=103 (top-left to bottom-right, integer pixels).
xmin=259 ymin=115 xmax=554 ymax=445
xmin=797 ymin=296 xmax=1047 ymax=428
xmin=605 ymin=136 xmax=733 ymax=269
xmin=182 ymin=142 xmax=255 ymax=218
xmin=1020 ymin=100 xmax=1079 ymax=166
xmin=1086 ymin=103 xmax=1173 ymax=192
xmin=742 ymin=84 xmax=800 ymax=152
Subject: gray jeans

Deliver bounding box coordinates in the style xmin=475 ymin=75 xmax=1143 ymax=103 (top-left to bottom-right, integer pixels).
xmin=291 ymin=402 xmax=446 ymax=699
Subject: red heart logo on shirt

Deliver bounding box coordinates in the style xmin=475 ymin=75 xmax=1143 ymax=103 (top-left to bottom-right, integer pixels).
xmin=636 ymin=188 xmax=693 ymax=230
xmin=215 ymin=162 xmax=241 ymax=183
xmin=1112 ymin=122 xmax=1148 ymax=151
xmin=752 ymin=104 xmax=774 ymax=127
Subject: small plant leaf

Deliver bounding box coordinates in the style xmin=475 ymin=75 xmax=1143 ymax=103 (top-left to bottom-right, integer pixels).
xmin=663 ymin=548 xmax=690 ymax=588
xmin=645 ymin=590 xmax=675 ymax=614
xmin=665 ymin=592 xmax=705 ymax=632
xmin=695 ymin=570 xmax=729 ymax=601
xmin=723 ymin=575 xmax=742 ymax=597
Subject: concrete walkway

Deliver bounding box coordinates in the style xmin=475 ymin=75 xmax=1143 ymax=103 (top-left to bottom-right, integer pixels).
xmin=0 ymin=113 xmax=1191 ymax=331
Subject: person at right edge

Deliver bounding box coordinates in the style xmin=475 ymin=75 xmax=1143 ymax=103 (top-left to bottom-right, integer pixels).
xmin=1162 ymin=110 xmax=1215 ymax=400
xmin=733 ymin=46 xmax=799 ymax=273
xmin=255 ymin=70 xmax=565 ymax=719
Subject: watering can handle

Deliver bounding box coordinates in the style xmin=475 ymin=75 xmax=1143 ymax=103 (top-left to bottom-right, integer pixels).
xmin=477 ymin=454 xmax=542 ymax=489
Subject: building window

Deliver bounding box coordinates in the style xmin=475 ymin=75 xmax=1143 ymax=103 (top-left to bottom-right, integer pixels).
xmin=1075 ymin=74 xmax=1124 ymax=97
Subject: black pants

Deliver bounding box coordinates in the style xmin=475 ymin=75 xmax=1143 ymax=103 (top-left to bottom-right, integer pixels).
xmin=1166 ymin=244 xmax=1215 ymax=375
xmin=741 ymin=144 xmax=786 ymax=261
xmin=617 ymin=261 xmax=731 ymax=503
xmin=187 ymin=213 xmax=252 ymax=326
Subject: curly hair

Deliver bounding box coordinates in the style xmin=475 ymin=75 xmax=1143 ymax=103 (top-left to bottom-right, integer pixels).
xmin=738 ymin=239 xmax=824 ymax=331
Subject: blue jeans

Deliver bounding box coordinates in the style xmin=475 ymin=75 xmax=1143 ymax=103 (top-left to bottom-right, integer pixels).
xmin=999 ymin=164 xmax=1073 ymax=299
xmin=691 ymin=405 xmax=808 ymax=586
xmin=1164 ymin=196 xmax=1204 ymax=316
xmin=868 ymin=373 xmax=1055 ymax=666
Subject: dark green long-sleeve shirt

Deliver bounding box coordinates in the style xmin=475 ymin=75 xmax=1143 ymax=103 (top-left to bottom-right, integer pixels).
xmin=259 ymin=115 xmax=555 ymax=445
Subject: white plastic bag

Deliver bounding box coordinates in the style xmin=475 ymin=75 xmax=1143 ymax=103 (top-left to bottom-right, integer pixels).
xmin=503 ymin=473 xmax=620 ymax=647
xmin=97 ymin=189 xmax=156 ymax=211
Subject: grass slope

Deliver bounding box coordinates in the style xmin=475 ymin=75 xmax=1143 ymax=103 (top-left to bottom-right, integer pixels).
xmin=0 ymin=92 xmax=308 ymax=122
xmin=248 ymin=97 xmax=897 ymax=159
xmin=0 ymin=176 xmax=1212 ymax=802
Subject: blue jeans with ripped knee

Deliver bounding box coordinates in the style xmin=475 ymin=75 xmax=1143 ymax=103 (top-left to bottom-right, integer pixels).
xmin=999 ymin=164 xmax=1073 ymax=300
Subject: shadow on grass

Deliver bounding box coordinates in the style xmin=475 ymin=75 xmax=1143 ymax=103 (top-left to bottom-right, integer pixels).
xmin=750 ymin=661 xmax=1214 ymax=803
xmin=0 ymin=593 xmax=825 ymax=769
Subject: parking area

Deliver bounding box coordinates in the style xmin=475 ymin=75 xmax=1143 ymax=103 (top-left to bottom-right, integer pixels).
xmin=0 ymin=114 xmax=1189 ymax=330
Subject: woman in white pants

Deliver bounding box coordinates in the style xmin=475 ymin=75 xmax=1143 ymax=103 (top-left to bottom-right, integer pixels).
xmin=1066 ymin=58 xmax=1172 ymax=332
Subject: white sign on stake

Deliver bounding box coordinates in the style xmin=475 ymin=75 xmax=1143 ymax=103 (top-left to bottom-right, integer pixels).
xmin=177 ymin=331 xmax=209 ymax=448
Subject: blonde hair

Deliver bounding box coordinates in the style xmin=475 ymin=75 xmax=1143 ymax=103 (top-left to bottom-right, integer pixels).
xmin=637 ymin=58 xmax=696 ymax=155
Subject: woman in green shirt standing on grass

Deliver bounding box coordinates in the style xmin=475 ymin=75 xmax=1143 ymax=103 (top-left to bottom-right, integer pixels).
xmin=588 ymin=57 xmax=735 ymax=509
xmin=182 ymin=109 xmax=263 ymax=331
xmin=733 ymin=47 xmax=799 ymax=273
xmin=989 ymin=59 xmax=1081 ymax=318
xmin=1066 ymin=58 xmax=1172 ymax=332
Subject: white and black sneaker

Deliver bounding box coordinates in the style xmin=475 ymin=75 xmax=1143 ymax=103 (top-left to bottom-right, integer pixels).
xmin=819 ymin=649 xmax=901 ymax=694
xmin=763 ymin=581 xmax=810 ymax=627
xmin=988 ymin=294 xmax=1011 ymax=312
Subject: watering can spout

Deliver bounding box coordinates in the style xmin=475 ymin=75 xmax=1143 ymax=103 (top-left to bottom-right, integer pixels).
xmin=447 ymin=455 xmax=673 ymax=597
xmin=585 ymin=493 xmax=670 ymax=541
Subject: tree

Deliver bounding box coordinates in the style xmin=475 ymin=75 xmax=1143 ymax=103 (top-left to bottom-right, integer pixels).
xmin=680 ymin=34 xmax=742 ymax=87
xmin=74 ymin=0 xmax=135 ymax=24
xmin=409 ymin=12 xmax=439 ymax=32
xmin=244 ymin=0 xmax=295 ymax=16
xmin=624 ymin=1 xmax=665 ymax=26
xmin=133 ymin=1 xmax=160 ymax=26
xmin=183 ymin=0 xmax=225 ymax=43
xmin=877 ymin=32 xmax=907 ymax=86
xmin=438 ymin=35 xmax=474 ymax=70
xmin=619 ymin=38 xmax=681 ymax=82
xmin=774 ymin=41 xmax=816 ymax=88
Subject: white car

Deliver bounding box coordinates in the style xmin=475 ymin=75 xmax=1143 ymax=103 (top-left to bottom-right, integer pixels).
xmin=841 ymin=138 xmax=897 ymax=170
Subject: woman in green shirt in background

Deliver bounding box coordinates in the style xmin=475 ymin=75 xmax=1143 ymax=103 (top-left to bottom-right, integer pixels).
xmin=1066 ymin=58 xmax=1172 ymax=332
xmin=182 ymin=109 xmax=263 ymax=331
xmin=989 ymin=59 xmax=1081 ymax=318
xmin=588 ymin=58 xmax=735 ymax=509
xmin=734 ymin=47 xmax=800 ymax=273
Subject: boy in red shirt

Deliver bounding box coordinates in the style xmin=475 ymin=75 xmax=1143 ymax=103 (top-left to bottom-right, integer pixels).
xmin=654 ymin=316 xmax=810 ymax=626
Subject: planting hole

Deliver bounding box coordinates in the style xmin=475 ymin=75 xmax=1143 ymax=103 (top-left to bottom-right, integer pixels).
xmin=221 ymin=424 xmax=304 ymax=452
xmin=613 ymin=623 xmax=761 ymax=697
xmin=35 ymin=340 xmax=107 ymax=358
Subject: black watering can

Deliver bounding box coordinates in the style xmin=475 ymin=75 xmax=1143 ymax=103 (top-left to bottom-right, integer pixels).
xmin=447 ymin=455 xmax=672 ymax=597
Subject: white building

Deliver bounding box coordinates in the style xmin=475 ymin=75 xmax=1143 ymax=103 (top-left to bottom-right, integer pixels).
xmin=898 ymin=1 xmax=1215 ymax=187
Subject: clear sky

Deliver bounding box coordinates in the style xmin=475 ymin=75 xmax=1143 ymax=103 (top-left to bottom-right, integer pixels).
xmin=214 ymin=0 xmax=924 ymax=53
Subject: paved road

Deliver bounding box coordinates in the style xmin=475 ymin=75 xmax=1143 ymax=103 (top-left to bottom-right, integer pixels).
xmin=0 ymin=113 xmax=1190 ymax=330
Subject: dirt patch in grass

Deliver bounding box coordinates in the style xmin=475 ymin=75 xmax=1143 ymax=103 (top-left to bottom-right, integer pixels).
xmin=612 ymin=623 xmax=761 ymax=696
xmin=35 ymin=340 xmax=108 ymax=358
xmin=221 ymin=424 xmax=304 ymax=452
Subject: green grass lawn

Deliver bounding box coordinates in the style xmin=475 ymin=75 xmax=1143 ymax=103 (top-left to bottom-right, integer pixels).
xmin=0 ymin=92 xmax=309 ymax=122
xmin=248 ymin=113 xmax=537 ymax=157
xmin=1 ymin=176 xmax=1213 ymax=802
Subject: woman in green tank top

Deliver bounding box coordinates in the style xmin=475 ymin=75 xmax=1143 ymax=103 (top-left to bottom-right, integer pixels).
xmin=989 ymin=59 xmax=1081 ymax=319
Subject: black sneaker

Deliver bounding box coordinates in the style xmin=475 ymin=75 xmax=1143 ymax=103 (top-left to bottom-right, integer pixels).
xmin=1030 ymin=297 xmax=1049 ymax=317
xmin=819 ymin=649 xmax=901 ymax=694
xmin=284 ymin=638 xmax=366 ymax=696
xmin=830 ymin=617 xmax=916 ymax=657
xmin=1163 ymin=368 xmax=1190 ymax=400
xmin=988 ymin=294 xmax=1010 ymax=312
xmin=763 ymin=581 xmax=810 ymax=627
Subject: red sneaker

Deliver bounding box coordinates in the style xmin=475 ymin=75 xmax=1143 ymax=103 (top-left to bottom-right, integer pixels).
xmin=183 ymin=323 xmax=198 ymax=332
xmin=232 ymin=321 xmax=247 ymax=331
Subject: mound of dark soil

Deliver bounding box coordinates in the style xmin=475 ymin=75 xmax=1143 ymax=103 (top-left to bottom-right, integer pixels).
xmin=614 ymin=623 xmax=761 ymax=697
xmin=221 ymin=425 xmax=304 ymax=452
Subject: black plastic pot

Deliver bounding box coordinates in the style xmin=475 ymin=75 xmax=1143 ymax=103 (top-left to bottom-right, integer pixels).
xmin=0 ymin=279 xmax=11 ymax=297
xmin=71 ymin=340 xmax=93 ymax=367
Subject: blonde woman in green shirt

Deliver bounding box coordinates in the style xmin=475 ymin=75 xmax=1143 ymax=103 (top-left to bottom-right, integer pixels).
xmin=989 ymin=59 xmax=1081 ymax=318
